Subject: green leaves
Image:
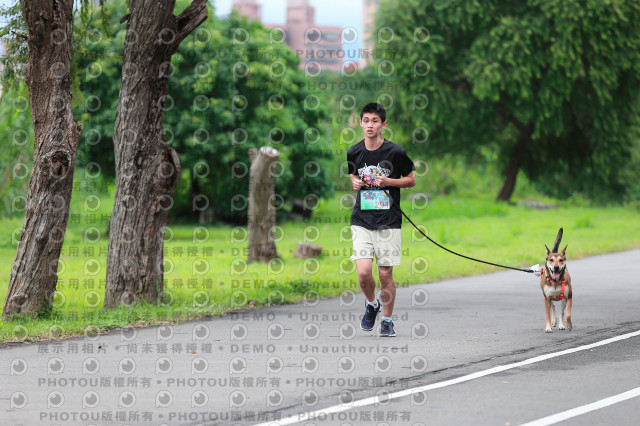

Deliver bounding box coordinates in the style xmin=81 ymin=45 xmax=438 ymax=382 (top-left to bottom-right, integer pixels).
xmin=0 ymin=84 xmax=33 ymax=217
xmin=72 ymin=3 xmax=332 ymax=223
xmin=376 ymin=0 xmax=640 ymax=202
xmin=0 ymin=2 xmax=27 ymax=98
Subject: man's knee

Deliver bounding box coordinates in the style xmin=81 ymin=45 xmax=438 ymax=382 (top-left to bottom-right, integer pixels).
xmin=378 ymin=265 xmax=393 ymax=281
xmin=357 ymin=268 xmax=374 ymax=283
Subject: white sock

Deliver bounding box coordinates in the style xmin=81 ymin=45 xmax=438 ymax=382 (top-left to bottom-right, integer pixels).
xmin=367 ymin=299 xmax=379 ymax=309
xmin=381 ymin=316 xmax=392 ymax=322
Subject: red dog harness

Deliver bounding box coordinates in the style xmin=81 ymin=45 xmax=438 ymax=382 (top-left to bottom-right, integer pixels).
xmin=546 ymin=277 xmax=566 ymax=300
xmin=542 ymin=268 xmax=566 ymax=300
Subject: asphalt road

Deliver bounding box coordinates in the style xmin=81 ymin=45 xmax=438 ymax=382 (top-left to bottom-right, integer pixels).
xmin=1 ymin=249 xmax=639 ymax=426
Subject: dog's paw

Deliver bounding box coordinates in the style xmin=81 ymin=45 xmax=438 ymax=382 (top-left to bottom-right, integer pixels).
xmin=559 ymin=324 xmax=566 ymax=330
xmin=545 ymin=326 xmax=552 ymax=333
xmin=566 ymin=321 xmax=573 ymax=331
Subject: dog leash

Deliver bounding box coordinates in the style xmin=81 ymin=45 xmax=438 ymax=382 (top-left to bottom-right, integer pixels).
xmin=382 ymin=189 xmax=535 ymax=274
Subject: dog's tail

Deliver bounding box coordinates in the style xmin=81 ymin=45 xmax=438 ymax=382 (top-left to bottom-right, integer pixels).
xmin=552 ymin=228 xmax=563 ymax=253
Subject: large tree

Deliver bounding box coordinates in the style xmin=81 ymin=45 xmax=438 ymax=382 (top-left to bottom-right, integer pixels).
xmin=73 ymin=8 xmax=334 ymax=224
xmin=375 ymin=0 xmax=640 ymax=202
xmin=104 ymin=0 xmax=207 ymax=308
xmin=3 ymin=0 xmax=82 ymax=317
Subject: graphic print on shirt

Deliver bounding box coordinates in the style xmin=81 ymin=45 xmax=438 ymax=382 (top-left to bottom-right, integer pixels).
xmin=358 ymin=163 xmax=391 ymax=189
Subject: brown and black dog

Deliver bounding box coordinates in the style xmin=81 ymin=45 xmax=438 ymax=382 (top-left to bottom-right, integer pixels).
xmin=540 ymin=234 xmax=572 ymax=332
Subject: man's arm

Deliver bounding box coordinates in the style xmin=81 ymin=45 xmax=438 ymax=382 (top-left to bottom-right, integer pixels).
xmin=375 ymin=171 xmax=416 ymax=188
xmin=350 ymin=174 xmax=363 ymax=190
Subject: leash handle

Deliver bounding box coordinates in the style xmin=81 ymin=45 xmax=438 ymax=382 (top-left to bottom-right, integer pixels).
xmin=382 ymin=189 xmax=535 ymax=274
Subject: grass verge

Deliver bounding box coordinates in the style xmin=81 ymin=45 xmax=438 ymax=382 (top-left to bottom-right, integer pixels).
xmin=1 ymin=188 xmax=639 ymax=342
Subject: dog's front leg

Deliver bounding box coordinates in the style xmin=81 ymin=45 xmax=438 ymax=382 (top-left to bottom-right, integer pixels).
xmin=550 ymin=302 xmax=557 ymax=328
xmin=544 ymin=298 xmax=552 ymax=333
xmin=558 ymin=298 xmax=566 ymax=330
xmin=566 ymin=298 xmax=573 ymax=330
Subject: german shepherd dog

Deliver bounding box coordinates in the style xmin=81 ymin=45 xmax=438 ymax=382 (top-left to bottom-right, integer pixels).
xmin=540 ymin=228 xmax=572 ymax=332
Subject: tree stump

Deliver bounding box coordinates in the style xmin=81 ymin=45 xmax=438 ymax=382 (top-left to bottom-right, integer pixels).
xmin=247 ymin=147 xmax=281 ymax=263
xmin=293 ymin=242 xmax=322 ymax=259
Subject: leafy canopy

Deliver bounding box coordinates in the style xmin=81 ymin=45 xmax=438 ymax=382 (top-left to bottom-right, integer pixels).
xmin=3 ymin=0 xmax=334 ymax=223
xmin=376 ymin=0 xmax=640 ymax=202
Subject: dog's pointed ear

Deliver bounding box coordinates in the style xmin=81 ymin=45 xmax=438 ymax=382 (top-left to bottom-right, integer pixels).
xmin=561 ymin=244 xmax=568 ymax=256
xmin=545 ymin=244 xmax=551 ymax=256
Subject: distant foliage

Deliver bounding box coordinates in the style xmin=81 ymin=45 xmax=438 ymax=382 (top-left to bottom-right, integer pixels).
xmin=0 ymin=0 xmax=110 ymax=218
xmin=0 ymin=3 xmax=26 ymax=98
xmin=1 ymin=1 xmax=333 ymax=223
xmin=376 ymin=0 xmax=640 ymax=202
xmin=0 ymin=87 xmax=33 ymax=217
xmin=0 ymin=1 xmax=108 ymax=97
xmin=73 ymin=1 xmax=333 ymax=223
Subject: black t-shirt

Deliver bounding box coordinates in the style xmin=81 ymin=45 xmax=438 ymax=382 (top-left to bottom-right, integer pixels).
xmin=346 ymin=139 xmax=415 ymax=230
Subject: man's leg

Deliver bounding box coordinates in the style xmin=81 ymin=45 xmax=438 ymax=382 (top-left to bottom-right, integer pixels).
xmin=351 ymin=226 xmax=381 ymax=331
xmin=355 ymin=258 xmax=380 ymax=331
xmin=378 ymin=265 xmax=396 ymax=317
xmin=375 ymin=228 xmax=400 ymax=337
xmin=355 ymin=258 xmax=376 ymax=301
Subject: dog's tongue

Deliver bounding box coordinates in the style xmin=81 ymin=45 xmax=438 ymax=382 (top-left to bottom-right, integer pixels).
xmin=552 ymin=272 xmax=560 ymax=280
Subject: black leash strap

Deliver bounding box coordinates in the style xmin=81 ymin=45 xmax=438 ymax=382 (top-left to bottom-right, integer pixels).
xmin=383 ymin=189 xmax=534 ymax=274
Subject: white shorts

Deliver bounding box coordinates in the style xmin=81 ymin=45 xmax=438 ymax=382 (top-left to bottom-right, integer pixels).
xmin=350 ymin=225 xmax=402 ymax=266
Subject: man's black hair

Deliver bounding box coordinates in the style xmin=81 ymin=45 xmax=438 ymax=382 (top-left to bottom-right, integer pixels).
xmin=360 ymin=102 xmax=386 ymax=122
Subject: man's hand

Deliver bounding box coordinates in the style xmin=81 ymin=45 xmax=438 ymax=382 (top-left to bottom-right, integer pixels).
xmin=374 ymin=175 xmax=390 ymax=188
xmin=351 ymin=175 xmax=363 ymax=190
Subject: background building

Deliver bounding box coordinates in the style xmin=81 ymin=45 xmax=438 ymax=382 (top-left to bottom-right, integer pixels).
xmin=361 ymin=0 xmax=380 ymax=67
xmin=231 ymin=0 xmax=262 ymax=21
xmin=232 ymin=0 xmax=344 ymax=72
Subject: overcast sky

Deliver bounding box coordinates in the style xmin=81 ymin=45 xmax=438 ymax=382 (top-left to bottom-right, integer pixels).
xmin=0 ymin=0 xmax=363 ymax=34
xmin=1 ymin=0 xmax=365 ymax=55
xmin=216 ymin=0 xmax=362 ymax=31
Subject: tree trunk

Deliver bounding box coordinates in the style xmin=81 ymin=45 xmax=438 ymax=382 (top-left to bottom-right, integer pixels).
xmin=3 ymin=0 xmax=82 ymax=318
xmin=247 ymin=147 xmax=281 ymax=263
xmin=104 ymin=0 xmax=207 ymax=309
xmin=496 ymin=131 xmax=532 ymax=202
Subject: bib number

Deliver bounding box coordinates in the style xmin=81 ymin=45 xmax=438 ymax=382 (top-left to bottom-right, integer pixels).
xmin=361 ymin=190 xmax=390 ymax=210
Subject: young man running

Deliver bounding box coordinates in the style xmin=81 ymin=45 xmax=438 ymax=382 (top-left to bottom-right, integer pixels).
xmin=346 ymin=103 xmax=416 ymax=337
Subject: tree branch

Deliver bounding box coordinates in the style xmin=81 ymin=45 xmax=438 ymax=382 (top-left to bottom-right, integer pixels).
xmin=496 ymin=102 xmax=529 ymax=135
xmin=438 ymin=68 xmax=474 ymax=93
xmin=12 ymin=30 xmax=28 ymax=40
xmin=170 ymin=0 xmax=208 ymax=54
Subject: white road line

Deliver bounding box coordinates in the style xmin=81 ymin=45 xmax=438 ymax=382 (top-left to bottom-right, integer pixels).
xmin=254 ymin=329 xmax=640 ymax=426
xmin=520 ymin=386 xmax=640 ymax=426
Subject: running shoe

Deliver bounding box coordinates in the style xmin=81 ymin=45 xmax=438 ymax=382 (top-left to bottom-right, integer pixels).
xmin=361 ymin=299 xmax=381 ymax=331
xmin=380 ymin=319 xmax=396 ymax=337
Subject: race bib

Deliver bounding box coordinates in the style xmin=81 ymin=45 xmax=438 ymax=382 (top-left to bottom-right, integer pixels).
xmin=360 ymin=190 xmax=390 ymax=210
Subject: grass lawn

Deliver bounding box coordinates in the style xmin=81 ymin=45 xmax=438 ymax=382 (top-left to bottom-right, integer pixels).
xmin=1 ymin=184 xmax=639 ymax=342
